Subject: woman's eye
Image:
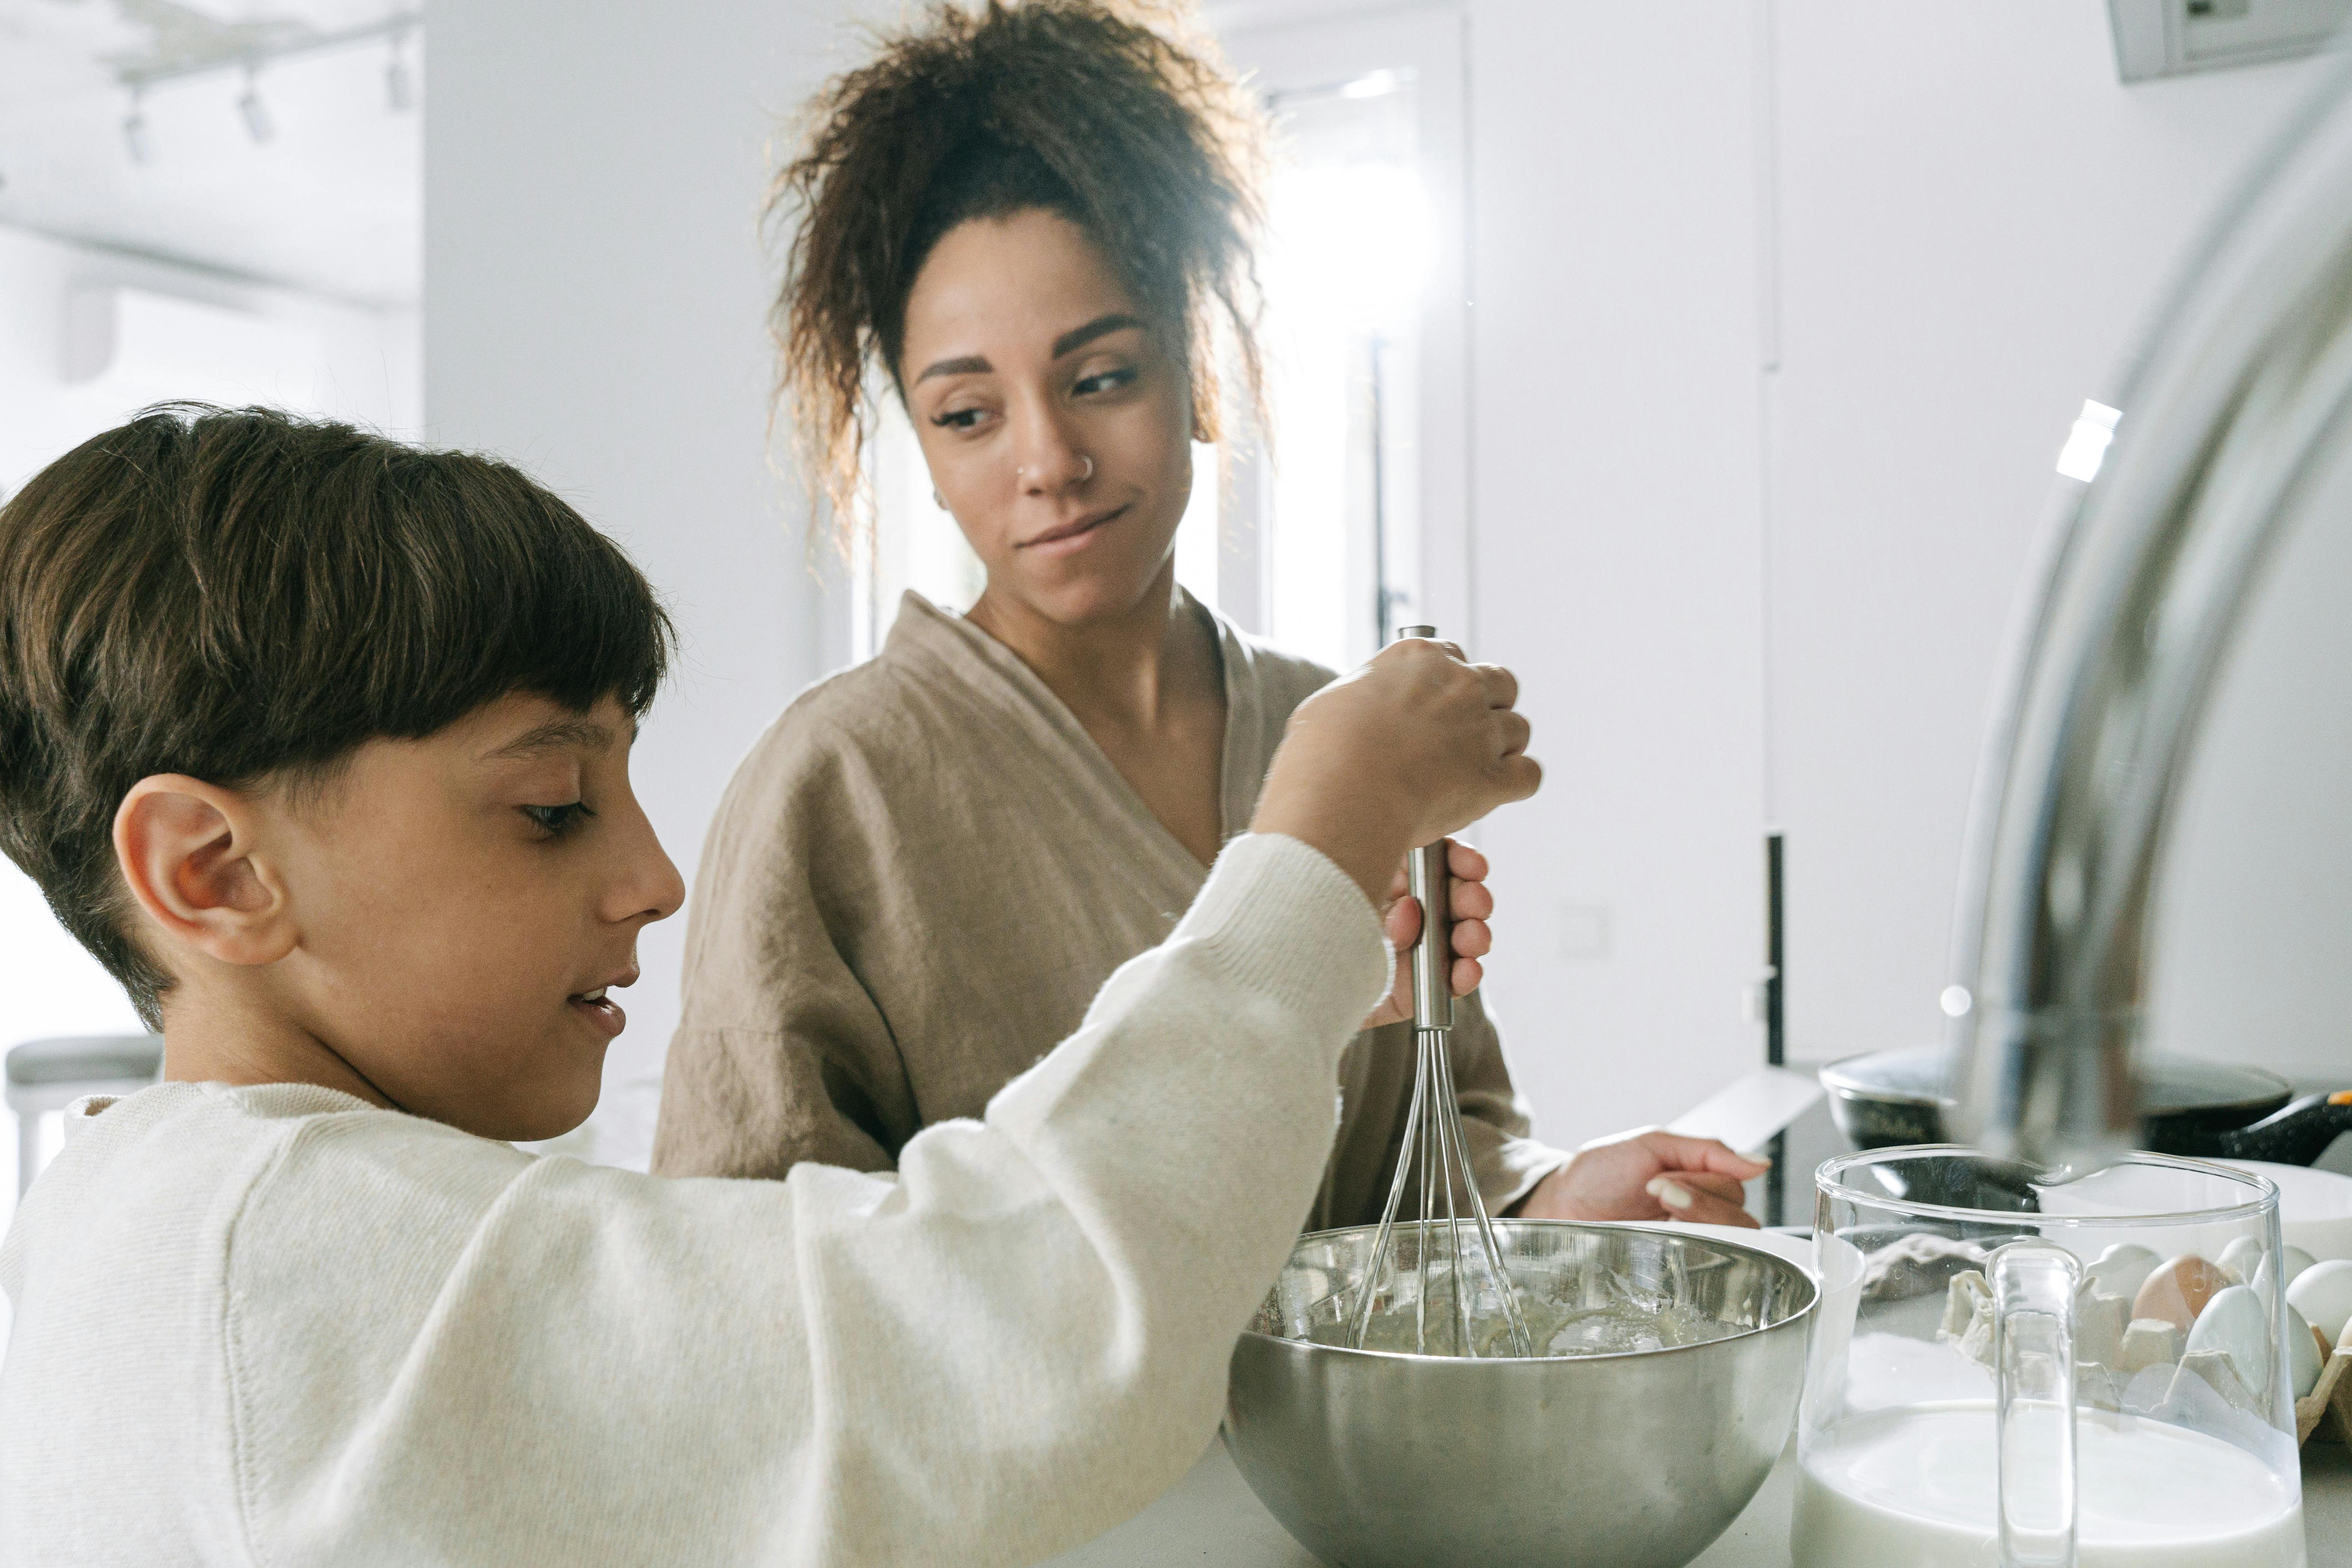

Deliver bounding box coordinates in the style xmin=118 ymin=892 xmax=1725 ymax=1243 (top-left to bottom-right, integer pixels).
xmin=931 ymin=406 xmax=988 ymax=431
xmin=1074 ymin=366 xmax=1138 ymax=397
xmin=522 ymin=801 xmax=595 ymax=837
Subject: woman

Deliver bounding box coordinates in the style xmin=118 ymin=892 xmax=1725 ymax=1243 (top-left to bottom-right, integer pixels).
xmin=652 ymin=0 xmax=1760 ymax=1228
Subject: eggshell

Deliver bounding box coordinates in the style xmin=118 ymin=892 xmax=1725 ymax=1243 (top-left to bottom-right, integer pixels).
xmin=2085 ymin=1243 xmax=2162 ymax=1303
xmin=2217 ymin=1236 xmax=2266 ymax=1285
xmin=2133 ymin=1254 xmax=2231 ymax=1333
xmin=2184 ymin=1285 xmax=2272 ymax=1392
xmin=2075 ymin=1282 xmax=2131 ymax=1371
xmin=2117 ymin=1318 xmax=2182 ymax=1377
xmin=2287 ymin=1257 xmax=2352 ymax=1345
xmin=1940 ymin=1270 xmax=1989 ymax=1340
xmin=2251 ymin=1245 xmax=2317 ymax=1297
xmin=2286 ymin=1305 xmax=2323 ymax=1400
xmin=2171 ymin=1348 xmax=2262 ymax=1418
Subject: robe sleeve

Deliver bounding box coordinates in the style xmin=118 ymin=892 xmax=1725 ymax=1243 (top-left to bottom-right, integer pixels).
xmin=652 ymin=716 xmax=911 ymax=1180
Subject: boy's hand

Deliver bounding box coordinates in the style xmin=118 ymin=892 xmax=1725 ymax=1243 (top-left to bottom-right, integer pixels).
xmin=1363 ymin=839 xmax=1492 ymax=1029
xmin=1253 ymin=636 xmax=1540 ymax=907
xmin=1507 ymin=1130 xmax=1770 ymax=1229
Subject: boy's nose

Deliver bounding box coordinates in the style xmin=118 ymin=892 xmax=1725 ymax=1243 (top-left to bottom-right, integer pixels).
xmin=609 ymin=807 xmax=686 ymax=926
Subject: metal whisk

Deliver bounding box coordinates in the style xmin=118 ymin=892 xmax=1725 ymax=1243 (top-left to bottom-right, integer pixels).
xmin=1344 ymin=626 xmax=1533 ymax=1358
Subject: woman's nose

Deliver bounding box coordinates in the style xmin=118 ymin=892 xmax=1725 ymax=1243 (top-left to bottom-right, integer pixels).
xmin=1009 ymin=403 xmax=1091 ymax=495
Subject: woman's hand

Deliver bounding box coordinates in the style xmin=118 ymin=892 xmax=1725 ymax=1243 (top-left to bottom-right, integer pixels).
xmin=1363 ymin=839 xmax=1492 ymax=1030
xmin=1507 ymin=1129 xmax=1769 ymax=1229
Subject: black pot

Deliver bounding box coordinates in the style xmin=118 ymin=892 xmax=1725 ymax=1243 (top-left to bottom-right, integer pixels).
xmin=1818 ymin=1044 xmax=2352 ymax=1166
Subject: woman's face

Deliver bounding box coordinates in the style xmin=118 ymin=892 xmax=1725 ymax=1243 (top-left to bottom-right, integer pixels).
xmin=897 ymin=208 xmax=1195 ymax=626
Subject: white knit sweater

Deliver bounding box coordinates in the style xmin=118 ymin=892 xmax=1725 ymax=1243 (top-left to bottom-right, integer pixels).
xmin=0 ymin=832 xmax=1386 ymax=1568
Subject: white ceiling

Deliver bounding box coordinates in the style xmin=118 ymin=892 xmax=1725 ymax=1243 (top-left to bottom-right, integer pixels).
xmin=0 ymin=0 xmax=420 ymax=307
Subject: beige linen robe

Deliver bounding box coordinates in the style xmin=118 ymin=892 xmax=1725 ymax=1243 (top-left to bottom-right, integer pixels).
xmin=652 ymin=591 xmax=1565 ymax=1227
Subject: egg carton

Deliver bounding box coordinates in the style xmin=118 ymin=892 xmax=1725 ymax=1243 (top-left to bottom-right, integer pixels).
xmin=2298 ymin=1345 xmax=2352 ymax=1447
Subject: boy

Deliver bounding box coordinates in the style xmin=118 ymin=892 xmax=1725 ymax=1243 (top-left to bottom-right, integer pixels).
xmin=0 ymin=406 xmax=1539 ymax=1566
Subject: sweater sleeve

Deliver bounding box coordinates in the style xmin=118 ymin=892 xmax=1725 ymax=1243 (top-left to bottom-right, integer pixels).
xmin=651 ymin=716 xmax=911 ymax=1179
xmin=228 ymin=834 xmax=1387 ymax=1568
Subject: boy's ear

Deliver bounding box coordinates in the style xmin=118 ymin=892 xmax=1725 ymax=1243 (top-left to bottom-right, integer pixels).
xmin=113 ymin=775 xmax=298 ymax=969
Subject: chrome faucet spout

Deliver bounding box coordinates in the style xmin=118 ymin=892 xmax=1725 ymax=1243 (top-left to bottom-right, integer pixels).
xmin=1947 ymin=59 xmax=2352 ymax=1172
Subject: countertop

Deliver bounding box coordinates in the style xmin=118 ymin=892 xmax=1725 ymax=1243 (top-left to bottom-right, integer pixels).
xmin=1048 ymin=1092 xmax=2352 ymax=1567
xmin=1045 ymin=1433 xmax=2352 ymax=1567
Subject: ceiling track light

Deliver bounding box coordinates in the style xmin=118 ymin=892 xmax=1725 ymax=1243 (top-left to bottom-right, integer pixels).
xmin=112 ymin=10 xmax=418 ymax=156
xmin=237 ymin=67 xmax=274 ymax=145
xmin=122 ymin=87 xmax=154 ymax=165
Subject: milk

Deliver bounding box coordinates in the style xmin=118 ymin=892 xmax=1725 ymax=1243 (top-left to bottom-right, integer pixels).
xmin=1794 ymin=1402 xmax=2305 ymax=1568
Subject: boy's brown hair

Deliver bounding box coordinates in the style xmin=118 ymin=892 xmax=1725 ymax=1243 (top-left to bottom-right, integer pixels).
xmin=0 ymin=405 xmax=672 ymax=1027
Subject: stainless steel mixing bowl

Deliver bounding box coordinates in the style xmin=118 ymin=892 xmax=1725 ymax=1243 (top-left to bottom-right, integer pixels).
xmin=1223 ymin=1220 xmax=1817 ymax=1568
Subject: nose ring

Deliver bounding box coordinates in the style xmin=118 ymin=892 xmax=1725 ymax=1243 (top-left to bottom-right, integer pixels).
xmin=1017 ymin=455 xmax=1096 ymax=484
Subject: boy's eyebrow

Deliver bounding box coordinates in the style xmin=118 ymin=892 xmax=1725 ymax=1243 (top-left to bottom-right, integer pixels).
xmin=480 ymin=716 xmax=620 ymax=762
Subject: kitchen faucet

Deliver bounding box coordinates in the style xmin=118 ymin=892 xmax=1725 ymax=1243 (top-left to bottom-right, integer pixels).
xmin=1946 ymin=60 xmax=2352 ymax=1174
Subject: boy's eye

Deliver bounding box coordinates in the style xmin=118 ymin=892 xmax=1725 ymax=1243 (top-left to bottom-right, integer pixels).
xmin=521 ymin=801 xmax=595 ymax=837
xmin=1073 ymin=366 xmax=1137 ymax=397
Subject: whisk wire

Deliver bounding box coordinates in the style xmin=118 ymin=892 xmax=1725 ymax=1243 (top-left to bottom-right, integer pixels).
xmin=1346 ymin=1055 xmax=1424 ymax=1348
xmin=1434 ymin=1030 xmax=1533 ymax=1356
xmin=1343 ymin=1022 xmax=1532 ymax=1356
xmin=1414 ymin=1037 xmax=1436 ymax=1354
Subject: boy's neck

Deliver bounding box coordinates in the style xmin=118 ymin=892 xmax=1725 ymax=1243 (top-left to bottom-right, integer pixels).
xmin=161 ymin=988 xmax=400 ymax=1111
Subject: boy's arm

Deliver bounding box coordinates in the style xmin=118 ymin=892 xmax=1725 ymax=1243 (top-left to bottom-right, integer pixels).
xmin=231 ymin=833 xmax=1385 ymax=1568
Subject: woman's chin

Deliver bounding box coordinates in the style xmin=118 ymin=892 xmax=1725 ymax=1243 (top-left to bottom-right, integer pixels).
xmin=1002 ymin=558 xmax=1181 ymax=626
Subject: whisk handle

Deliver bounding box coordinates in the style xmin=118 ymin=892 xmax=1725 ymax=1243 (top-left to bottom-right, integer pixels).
xmin=1408 ymin=839 xmax=1453 ymax=1032
xmin=1391 ymin=623 xmax=1456 ymax=1035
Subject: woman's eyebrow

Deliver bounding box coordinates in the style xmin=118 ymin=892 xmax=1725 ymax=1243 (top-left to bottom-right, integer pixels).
xmin=914 ymin=353 xmax=991 ymax=385
xmin=912 ymin=314 xmax=1144 ymax=385
xmin=1052 ymin=313 xmax=1144 ymax=358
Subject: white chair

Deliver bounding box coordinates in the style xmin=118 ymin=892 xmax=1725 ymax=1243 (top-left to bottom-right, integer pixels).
xmin=5 ymin=1036 xmax=162 ymax=1203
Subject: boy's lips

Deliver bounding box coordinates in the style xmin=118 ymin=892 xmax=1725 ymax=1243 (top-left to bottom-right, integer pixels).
xmin=1018 ymin=502 xmax=1129 ymax=555
xmin=568 ymin=972 xmax=634 ymax=1039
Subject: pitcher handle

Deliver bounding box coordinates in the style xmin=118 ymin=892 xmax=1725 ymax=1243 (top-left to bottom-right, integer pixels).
xmin=1991 ymin=1241 xmax=2082 ymax=1568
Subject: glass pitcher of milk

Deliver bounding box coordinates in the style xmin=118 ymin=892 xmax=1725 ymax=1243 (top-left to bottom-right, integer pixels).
xmin=1799 ymin=1147 xmax=2304 ymax=1568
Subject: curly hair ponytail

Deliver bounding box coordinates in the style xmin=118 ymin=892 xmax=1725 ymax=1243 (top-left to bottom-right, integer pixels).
xmin=773 ymin=0 xmax=1268 ymax=550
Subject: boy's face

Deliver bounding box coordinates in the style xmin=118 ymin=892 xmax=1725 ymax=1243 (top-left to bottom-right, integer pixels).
xmin=145 ymin=693 xmax=684 ymax=1142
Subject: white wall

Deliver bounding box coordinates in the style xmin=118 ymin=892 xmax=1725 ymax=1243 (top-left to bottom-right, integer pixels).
xmin=1766 ymin=5 xmax=2342 ymax=1077
xmin=424 ymin=3 xmax=872 ymax=1164
xmin=1465 ymin=2 xmax=1773 ymax=1142
xmin=1457 ymin=0 xmax=2349 ymax=1151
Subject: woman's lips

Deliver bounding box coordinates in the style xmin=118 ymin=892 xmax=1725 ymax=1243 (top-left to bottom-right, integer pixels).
xmin=568 ymin=987 xmax=627 ymax=1039
xmin=1020 ymin=503 xmax=1130 ymax=556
